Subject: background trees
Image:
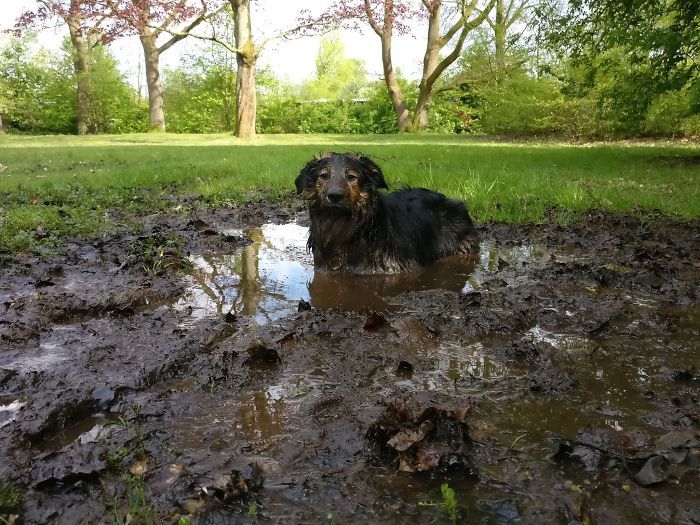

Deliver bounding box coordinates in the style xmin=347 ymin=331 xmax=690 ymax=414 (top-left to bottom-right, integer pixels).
xmin=3 ymin=0 xmax=698 ymax=138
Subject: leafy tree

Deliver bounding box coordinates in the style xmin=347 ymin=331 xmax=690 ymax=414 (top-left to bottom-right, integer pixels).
xmin=163 ymin=44 xmax=237 ymax=133
xmin=15 ymin=0 xmax=115 ymax=134
xmin=538 ymin=0 xmax=700 ymax=131
xmin=0 ymin=35 xmax=145 ymax=133
xmin=0 ymin=35 xmax=74 ymax=133
xmin=300 ymin=33 xmax=368 ymax=100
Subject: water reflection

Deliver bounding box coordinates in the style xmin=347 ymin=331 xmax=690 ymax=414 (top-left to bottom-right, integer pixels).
xmin=180 ymin=223 xmax=550 ymax=325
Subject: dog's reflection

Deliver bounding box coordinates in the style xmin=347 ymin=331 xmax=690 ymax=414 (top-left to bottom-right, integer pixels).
xmin=307 ymin=253 xmax=479 ymax=311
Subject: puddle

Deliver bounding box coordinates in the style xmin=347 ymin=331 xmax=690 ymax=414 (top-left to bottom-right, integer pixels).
xmin=32 ymin=413 xmax=121 ymax=452
xmin=416 ymin=342 xmax=520 ymax=391
xmin=0 ymin=398 xmax=27 ymax=429
xmin=179 ymin=223 xmax=553 ymax=324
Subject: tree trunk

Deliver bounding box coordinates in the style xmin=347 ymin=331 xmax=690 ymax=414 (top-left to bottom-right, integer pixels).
xmin=380 ymin=32 xmax=410 ymax=132
xmin=66 ymin=17 xmax=91 ymax=135
xmin=412 ymin=3 xmax=442 ymax=132
xmin=494 ymin=0 xmax=506 ymax=79
xmin=140 ymin=32 xmax=166 ymax=132
xmin=0 ymin=114 xmax=5 ymax=134
xmin=231 ymin=0 xmax=257 ymax=138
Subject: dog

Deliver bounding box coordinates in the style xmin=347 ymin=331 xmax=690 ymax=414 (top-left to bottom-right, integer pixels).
xmin=295 ymin=153 xmax=478 ymax=274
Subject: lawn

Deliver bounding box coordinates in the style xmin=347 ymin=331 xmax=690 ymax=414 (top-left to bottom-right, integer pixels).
xmin=0 ymin=133 xmax=698 ymax=253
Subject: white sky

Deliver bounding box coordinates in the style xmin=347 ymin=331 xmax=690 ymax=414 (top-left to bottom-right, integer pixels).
xmin=1 ymin=0 xmax=428 ymax=88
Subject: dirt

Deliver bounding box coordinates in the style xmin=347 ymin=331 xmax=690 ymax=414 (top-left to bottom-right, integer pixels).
xmin=1 ymin=202 xmax=698 ymax=524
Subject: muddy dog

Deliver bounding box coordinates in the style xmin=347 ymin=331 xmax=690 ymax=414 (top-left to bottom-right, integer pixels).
xmin=295 ymin=152 xmax=478 ymax=273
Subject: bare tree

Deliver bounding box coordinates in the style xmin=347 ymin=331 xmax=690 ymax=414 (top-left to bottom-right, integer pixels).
xmin=187 ymin=0 xmax=334 ymax=138
xmin=331 ymin=0 xmax=496 ymax=132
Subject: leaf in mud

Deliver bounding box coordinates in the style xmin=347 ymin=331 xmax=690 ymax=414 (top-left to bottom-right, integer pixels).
xmin=634 ymin=455 xmax=669 ymax=486
xmin=129 ymin=458 xmax=148 ymax=476
xmin=244 ymin=339 xmax=281 ymax=364
xmin=364 ymin=311 xmax=388 ymax=330
xmin=656 ymin=429 xmax=700 ymax=464
xmin=415 ymin=443 xmax=450 ymax=471
xmin=468 ymin=420 xmax=496 ymax=442
xmin=388 ymin=427 xmax=426 ymax=452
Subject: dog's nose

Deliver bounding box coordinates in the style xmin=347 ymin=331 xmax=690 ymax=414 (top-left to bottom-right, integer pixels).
xmin=327 ymin=191 xmax=343 ymax=203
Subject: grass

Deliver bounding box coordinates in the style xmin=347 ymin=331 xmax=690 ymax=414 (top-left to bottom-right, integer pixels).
xmin=0 ymin=133 xmax=698 ymax=253
xmin=418 ymin=483 xmax=459 ymax=523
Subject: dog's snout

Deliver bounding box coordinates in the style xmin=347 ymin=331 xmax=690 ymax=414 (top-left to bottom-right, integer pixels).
xmin=327 ymin=190 xmax=344 ymax=203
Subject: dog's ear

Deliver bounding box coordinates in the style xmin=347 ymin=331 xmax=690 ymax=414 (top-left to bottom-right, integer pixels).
xmin=295 ymin=158 xmax=320 ymax=195
xmin=358 ymin=156 xmax=388 ymax=190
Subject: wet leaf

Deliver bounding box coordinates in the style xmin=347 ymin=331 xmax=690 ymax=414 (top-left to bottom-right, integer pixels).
xmin=129 ymin=458 xmax=148 ymax=476
xmin=388 ymin=427 xmax=425 ymax=452
xmin=415 ymin=443 xmax=446 ymax=471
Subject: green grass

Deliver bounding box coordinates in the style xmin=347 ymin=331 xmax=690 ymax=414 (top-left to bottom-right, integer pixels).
xmin=0 ymin=133 xmax=698 ymax=253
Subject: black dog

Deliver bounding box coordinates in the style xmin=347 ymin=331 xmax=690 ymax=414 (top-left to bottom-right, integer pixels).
xmin=295 ymin=153 xmax=478 ymax=273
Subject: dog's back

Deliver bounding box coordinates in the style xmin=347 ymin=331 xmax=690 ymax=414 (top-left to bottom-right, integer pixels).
xmin=382 ymin=188 xmax=477 ymax=265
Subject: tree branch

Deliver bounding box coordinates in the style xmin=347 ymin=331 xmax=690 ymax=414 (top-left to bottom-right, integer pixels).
xmin=364 ymin=0 xmax=383 ymax=36
xmin=157 ymin=4 xmax=227 ymax=54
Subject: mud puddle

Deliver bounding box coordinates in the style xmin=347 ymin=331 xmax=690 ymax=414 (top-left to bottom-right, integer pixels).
xmin=179 ymin=222 xmax=551 ymax=320
xmin=0 ymin=208 xmax=698 ymax=524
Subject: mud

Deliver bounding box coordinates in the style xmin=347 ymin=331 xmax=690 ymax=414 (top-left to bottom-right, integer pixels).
xmin=1 ymin=203 xmax=698 ymax=524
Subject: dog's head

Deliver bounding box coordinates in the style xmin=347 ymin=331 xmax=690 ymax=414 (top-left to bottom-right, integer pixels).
xmin=295 ymin=153 xmax=388 ymax=212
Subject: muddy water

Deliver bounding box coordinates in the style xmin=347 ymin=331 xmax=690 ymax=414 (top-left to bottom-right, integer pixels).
xmin=180 ymin=222 xmax=548 ymax=319
xmin=1 ymin=212 xmax=698 ymax=524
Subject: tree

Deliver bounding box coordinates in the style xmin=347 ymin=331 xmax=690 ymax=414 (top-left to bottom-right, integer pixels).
xmin=191 ymin=1 xmax=335 ymax=138
xmin=15 ymin=0 xmax=114 ymax=134
xmin=301 ymin=33 xmax=368 ymax=100
xmin=104 ymin=0 xmax=225 ymax=132
xmin=330 ymin=0 xmax=496 ymax=132
xmin=163 ymin=42 xmax=238 ymax=132
xmin=539 ymin=0 xmax=700 ymax=104
xmin=487 ymin=0 xmax=530 ymax=78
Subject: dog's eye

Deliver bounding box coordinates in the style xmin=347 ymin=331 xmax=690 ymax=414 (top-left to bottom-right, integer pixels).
xmin=345 ymin=171 xmax=358 ymax=181
xmin=319 ymin=170 xmax=330 ymax=180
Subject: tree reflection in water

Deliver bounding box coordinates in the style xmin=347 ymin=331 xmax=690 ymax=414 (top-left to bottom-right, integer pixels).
xmin=181 ymin=223 xmax=549 ymax=323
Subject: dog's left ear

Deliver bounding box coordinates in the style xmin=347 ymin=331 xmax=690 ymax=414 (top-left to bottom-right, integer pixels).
xmin=359 ymin=156 xmax=388 ymax=190
xmin=295 ymin=158 xmax=319 ymax=195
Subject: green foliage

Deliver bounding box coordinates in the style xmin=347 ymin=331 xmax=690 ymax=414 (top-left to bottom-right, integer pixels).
xmin=0 ymin=35 xmax=74 ymax=133
xmin=122 ymin=234 xmax=192 ymax=276
xmin=257 ymin=80 xmax=398 ymax=134
xmin=0 ymin=35 xmax=145 ymax=134
xmin=300 ymin=33 xmax=368 ymax=101
xmin=85 ymin=45 xmax=148 ymax=134
xmin=0 ymin=481 xmax=22 ymax=519
xmin=418 ymin=483 xmax=459 ymax=524
xmin=163 ymin=45 xmax=237 ymax=133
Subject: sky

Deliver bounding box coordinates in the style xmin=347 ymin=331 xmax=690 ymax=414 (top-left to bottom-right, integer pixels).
xmin=1 ymin=0 xmax=428 ymax=88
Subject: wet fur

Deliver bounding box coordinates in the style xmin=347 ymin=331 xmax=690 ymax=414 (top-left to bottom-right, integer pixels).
xmin=295 ymin=152 xmax=478 ymax=274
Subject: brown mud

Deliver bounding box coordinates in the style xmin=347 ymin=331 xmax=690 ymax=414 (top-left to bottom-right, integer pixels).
xmin=1 ymin=203 xmax=698 ymax=524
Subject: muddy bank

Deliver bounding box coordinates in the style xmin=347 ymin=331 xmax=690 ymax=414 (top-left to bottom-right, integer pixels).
xmin=1 ymin=204 xmax=698 ymax=524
